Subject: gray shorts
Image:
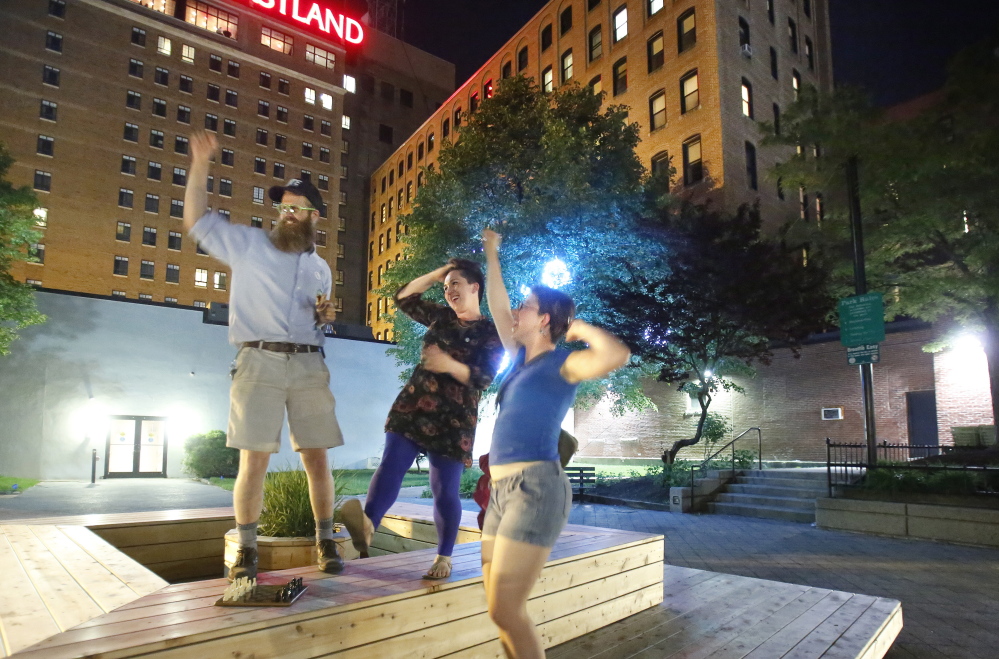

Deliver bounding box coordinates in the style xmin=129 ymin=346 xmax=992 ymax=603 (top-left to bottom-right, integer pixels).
xmin=482 ymin=461 xmax=572 ymax=547
xmin=228 ymin=347 xmax=343 ymax=453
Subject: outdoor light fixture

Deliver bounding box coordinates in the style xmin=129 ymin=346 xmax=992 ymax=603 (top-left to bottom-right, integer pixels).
xmin=542 ymin=258 xmax=571 ymax=289
xmin=704 ymin=369 xmax=713 ymax=378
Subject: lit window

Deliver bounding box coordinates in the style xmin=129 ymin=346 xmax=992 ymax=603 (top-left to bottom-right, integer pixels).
xmin=648 ymin=32 xmax=664 ymax=72
xmin=741 ymin=79 xmax=753 ymax=118
xmin=157 ymin=36 xmax=171 ymax=55
xmin=613 ymin=6 xmax=628 ymax=42
xmin=683 ymin=135 xmax=703 ymax=185
xmin=214 ymin=272 xmax=227 ymax=290
xmin=29 ymin=243 xmax=45 ymax=264
xmin=561 ymin=50 xmax=574 ymax=83
xmin=33 ymin=207 xmax=48 ymax=228
xmin=320 ymin=93 xmax=333 ymax=110
xmin=612 ymin=58 xmax=627 ymax=96
xmin=182 ymin=44 xmax=195 ymax=63
xmin=542 ymin=66 xmax=553 ymax=92
xmin=253 ymin=186 xmax=264 ymax=204
xmin=678 ymin=9 xmax=696 ymax=53
xmin=649 ymin=91 xmax=666 ymax=130
xmin=792 ymin=69 xmax=801 ymax=99
xmin=342 ymin=115 xmax=352 ymax=130
xmin=343 ymin=75 xmax=356 ymax=93
xmin=305 ymin=87 xmax=316 ymax=104
xmin=648 ymin=0 xmax=663 ymax=15
xmin=185 ymin=1 xmax=239 ymax=39
xmin=194 ymin=268 xmax=208 ymax=287
xmin=306 ymin=43 xmax=336 ymax=69
xmin=589 ymin=75 xmax=602 ymax=95
xmin=117 ymin=222 xmax=131 ymax=241
xmin=261 ymin=26 xmax=293 ymax=54
xmin=680 ymin=70 xmax=698 ymax=113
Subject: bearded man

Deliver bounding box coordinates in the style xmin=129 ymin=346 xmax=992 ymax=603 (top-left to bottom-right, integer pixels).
xmin=184 ymin=131 xmax=344 ymax=580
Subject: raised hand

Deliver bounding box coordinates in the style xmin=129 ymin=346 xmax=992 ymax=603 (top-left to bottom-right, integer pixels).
xmin=190 ymin=130 xmax=218 ymax=167
xmin=482 ymin=228 xmax=502 ymax=253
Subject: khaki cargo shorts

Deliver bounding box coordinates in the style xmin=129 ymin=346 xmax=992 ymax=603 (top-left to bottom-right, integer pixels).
xmin=227 ymin=347 xmax=344 ymax=453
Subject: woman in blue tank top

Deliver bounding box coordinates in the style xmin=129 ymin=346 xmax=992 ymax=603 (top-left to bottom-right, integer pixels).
xmin=481 ymin=229 xmax=631 ymax=659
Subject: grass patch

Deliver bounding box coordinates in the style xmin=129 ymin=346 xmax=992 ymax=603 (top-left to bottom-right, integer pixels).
xmin=208 ymin=476 xmax=235 ymax=492
xmin=0 ymin=476 xmax=40 ymax=493
xmin=207 ymin=470 xmax=430 ymax=496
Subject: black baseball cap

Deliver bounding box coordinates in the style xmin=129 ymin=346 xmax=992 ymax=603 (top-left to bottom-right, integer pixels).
xmin=268 ymin=178 xmax=325 ymax=213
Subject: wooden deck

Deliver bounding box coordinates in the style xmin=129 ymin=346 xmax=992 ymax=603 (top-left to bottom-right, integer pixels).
xmin=0 ymin=525 xmax=167 ymax=657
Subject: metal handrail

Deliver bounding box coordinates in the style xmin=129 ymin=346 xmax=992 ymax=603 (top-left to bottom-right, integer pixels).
xmin=689 ymin=427 xmax=763 ymax=508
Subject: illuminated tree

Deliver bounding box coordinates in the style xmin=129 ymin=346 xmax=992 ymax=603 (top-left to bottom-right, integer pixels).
xmin=769 ymin=37 xmax=999 ymax=431
xmin=0 ymin=142 xmax=45 ymax=356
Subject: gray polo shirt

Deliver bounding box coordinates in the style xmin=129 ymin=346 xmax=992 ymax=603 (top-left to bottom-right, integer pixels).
xmin=190 ymin=212 xmax=332 ymax=346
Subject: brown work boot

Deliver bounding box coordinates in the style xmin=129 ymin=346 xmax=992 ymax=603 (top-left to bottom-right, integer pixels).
xmin=228 ymin=547 xmax=258 ymax=582
xmin=340 ymin=498 xmax=374 ymax=558
xmin=317 ymin=539 xmax=344 ymax=574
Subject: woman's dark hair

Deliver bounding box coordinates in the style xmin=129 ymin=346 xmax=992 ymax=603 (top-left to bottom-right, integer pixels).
xmin=445 ymin=258 xmax=484 ymax=302
xmin=532 ymin=285 xmax=575 ymax=343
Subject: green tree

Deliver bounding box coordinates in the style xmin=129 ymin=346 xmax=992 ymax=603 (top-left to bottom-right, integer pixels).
xmin=596 ymin=202 xmax=834 ymax=463
xmin=381 ymin=76 xmax=660 ymax=411
xmin=0 ymin=142 xmax=45 ymax=355
xmin=769 ymin=37 xmax=999 ymax=430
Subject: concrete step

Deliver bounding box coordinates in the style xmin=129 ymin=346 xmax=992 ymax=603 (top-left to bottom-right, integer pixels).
xmin=727 ymin=483 xmax=827 ymax=499
xmin=715 ymin=493 xmax=816 ymax=511
xmin=740 ymin=469 xmax=827 ymax=482
xmin=736 ymin=476 xmax=828 ymax=491
xmin=708 ymin=501 xmax=815 ymax=524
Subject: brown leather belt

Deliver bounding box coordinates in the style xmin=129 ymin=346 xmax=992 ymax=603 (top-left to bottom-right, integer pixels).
xmin=242 ymin=341 xmax=322 ymax=354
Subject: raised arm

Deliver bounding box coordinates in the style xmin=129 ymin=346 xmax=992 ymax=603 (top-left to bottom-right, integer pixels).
xmin=183 ymin=131 xmax=217 ymax=232
xmin=482 ymin=229 xmax=516 ymax=353
xmin=559 ymin=320 xmax=631 ymax=384
xmin=396 ymin=264 xmax=452 ymax=300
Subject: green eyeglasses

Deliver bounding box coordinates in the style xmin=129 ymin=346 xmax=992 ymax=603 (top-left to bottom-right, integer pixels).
xmin=276 ymin=203 xmax=317 ymax=214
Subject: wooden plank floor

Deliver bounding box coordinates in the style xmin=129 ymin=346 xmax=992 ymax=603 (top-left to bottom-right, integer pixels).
xmin=0 ymin=525 xmax=168 ymax=656
xmin=547 ymin=565 xmax=903 ymax=659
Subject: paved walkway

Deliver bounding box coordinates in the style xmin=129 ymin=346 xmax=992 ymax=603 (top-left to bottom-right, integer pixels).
xmin=3 ymin=482 xmax=996 ymax=657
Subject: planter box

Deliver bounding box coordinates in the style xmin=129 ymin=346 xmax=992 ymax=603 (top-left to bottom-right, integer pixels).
xmin=224 ymin=529 xmax=359 ymax=573
xmin=817 ymin=497 xmax=999 ymax=549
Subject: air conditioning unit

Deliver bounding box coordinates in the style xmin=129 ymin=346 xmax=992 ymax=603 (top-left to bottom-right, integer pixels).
xmin=741 ymin=44 xmax=753 ymax=58
xmin=821 ymin=407 xmax=844 ymax=421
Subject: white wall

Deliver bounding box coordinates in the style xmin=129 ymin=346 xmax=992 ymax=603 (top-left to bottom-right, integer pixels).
xmin=0 ymin=292 xmax=405 ymax=480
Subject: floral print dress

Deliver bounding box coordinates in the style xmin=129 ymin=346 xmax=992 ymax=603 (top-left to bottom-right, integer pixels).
xmin=384 ymin=290 xmax=505 ymax=467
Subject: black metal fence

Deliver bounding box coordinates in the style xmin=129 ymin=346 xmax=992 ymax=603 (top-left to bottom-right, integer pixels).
xmin=826 ymin=438 xmax=999 ymax=498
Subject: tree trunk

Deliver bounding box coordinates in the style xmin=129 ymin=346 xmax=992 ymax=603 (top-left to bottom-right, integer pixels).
xmin=983 ymin=323 xmax=999 ymax=432
xmin=662 ymin=390 xmax=711 ymax=464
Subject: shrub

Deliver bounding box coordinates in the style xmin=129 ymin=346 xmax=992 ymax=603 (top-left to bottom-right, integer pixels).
xmin=183 ymin=430 xmax=239 ymax=478
xmin=460 ymin=467 xmax=484 ymax=498
xmin=258 ymin=465 xmax=348 ymax=538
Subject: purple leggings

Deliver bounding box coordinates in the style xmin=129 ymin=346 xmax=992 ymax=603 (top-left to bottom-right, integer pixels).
xmin=364 ymin=432 xmax=465 ymax=556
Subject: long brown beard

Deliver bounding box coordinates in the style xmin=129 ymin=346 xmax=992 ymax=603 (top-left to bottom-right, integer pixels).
xmin=269 ymin=217 xmax=315 ymax=253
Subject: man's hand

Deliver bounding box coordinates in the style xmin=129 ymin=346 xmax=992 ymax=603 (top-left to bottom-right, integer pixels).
xmin=315 ymin=294 xmax=337 ymax=324
xmin=190 ymin=131 xmax=218 ymax=167
xmin=482 ymin=228 xmax=502 ymax=253
xmin=421 ymin=344 xmax=456 ymax=374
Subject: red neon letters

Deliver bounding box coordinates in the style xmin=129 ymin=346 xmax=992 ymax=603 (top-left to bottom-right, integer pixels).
xmin=250 ymin=0 xmax=364 ymax=45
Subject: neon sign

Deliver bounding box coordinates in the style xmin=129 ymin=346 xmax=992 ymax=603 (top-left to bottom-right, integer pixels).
xmin=249 ymin=0 xmax=364 ymax=45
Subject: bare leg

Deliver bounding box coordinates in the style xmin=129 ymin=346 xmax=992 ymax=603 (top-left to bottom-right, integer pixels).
xmin=233 ymin=450 xmax=271 ymax=525
xmin=482 ymin=534 xmax=551 ymax=659
xmin=299 ymin=448 xmax=335 ymax=520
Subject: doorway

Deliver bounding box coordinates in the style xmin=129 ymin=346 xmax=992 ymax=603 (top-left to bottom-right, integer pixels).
xmin=105 ymin=416 xmax=168 ymax=478
xmin=906 ymin=390 xmax=939 ymax=458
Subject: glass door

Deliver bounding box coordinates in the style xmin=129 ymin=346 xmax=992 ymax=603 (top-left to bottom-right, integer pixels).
xmin=105 ymin=416 xmax=168 ymax=477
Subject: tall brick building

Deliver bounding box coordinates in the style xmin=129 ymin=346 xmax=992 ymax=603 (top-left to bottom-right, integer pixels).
xmin=1 ymin=0 xmax=453 ymax=324
xmin=366 ymin=0 xmax=832 ymax=339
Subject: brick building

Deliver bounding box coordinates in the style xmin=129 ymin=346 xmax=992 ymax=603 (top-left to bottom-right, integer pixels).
xmin=1 ymin=0 xmax=453 ymax=324
xmin=365 ymin=0 xmax=833 ymax=339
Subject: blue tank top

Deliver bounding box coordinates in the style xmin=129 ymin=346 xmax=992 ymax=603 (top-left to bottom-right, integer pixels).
xmin=491 ymin=347 xmax=579 ymax=465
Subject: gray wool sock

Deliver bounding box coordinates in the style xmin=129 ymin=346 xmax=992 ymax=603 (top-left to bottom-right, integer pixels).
xmin=317 ymin=517 xmax=335 ymax=542
xmin=237 ymin=522 xmax=258 ymax=549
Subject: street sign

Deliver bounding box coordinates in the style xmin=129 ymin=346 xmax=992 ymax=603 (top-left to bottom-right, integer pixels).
xmin=847 ymin=344 xmax=881 ymax=365
xmin=838 ymin=293 xmax=885 ymax=346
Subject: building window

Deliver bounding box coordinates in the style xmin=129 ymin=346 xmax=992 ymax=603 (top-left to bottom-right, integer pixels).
xmin=28 ymin=243 xmax=44 ymax=264
xmin=612 ymin=58 xmax=627 ymax=96
xmin=205 ymin=113 xmax=218 ymax=131
xmin=114 ymin=256 xmax=129 ymax=276
xmin=180 ymin=74 xmax=193 ymax=93
xmin=680 ymin=70 xmax=698 ymax=113
xmin=767 ymin=0 xmax=775 ymax=24
xmin=541 ymin=24 xmax=553 ymax=52
xmin=316 ymin=230 xmax=327 ymax=247
xmin=250 ymin=216 xmax=263 ymax=228
xmin=194 ymin=268 xmax=208 ymax=288
xmin=32 ymin=208 xmax=47 ymax=230
xmin=788 ymin=18 xmax=798 ymax=53
xmin=319 ymin=147 xmax=331 ymax=163
xmin=32 ymin=169 xmax=52 ymax=193
xmin=273 ymin=162 xmax=285 ymax=178
xmin=342 ymin=75 xmax=356 ymax=93
xmin=678 ymin=9 xmax=696 ymax=53
xmin=221 ymin=148 xmax=234 ymax=166
xmin=42 ymin=65 xmax=60 ymax=87
xmin=117 ymin=222 xmax=131 ymax=242
xmin=155 ymin=67 xmax=169 ymax=86
xmin=589 ymin=75 xmax=602 ymax=95
xmin=46 ymin=31 xmax=63 ymax=53
xmin=219 ymin=178 xmax=232 ymax=196
xmin=648 ymin=0 xmax=663 ymax=15
xmin=738 ymin=17 xmax=750 ymax=49
xmin=256 ymin=128 xmax=268 ymax=146
xmin=177 ymin=105 xmax=191 ymax=124
xmin=142 ymin=226 xmax=157 ymax=246
xmin=144 ymin=194 xmax=159 ymax=214
xmin=170 ymin=199 xmax=184 ymax=217
xmin=400 ymin=88 xmax=414 ymax=107
xmin=40 ymin=100 xmax=57 ymax=121
xmin=805 ymin=37 xmax=815 ymax=71
xmin=502 ymin=61 xmax=513 ymax=78
xmin=126 ymin=90 xmax=142 ymax=110
xmin=542 ymin=66 xmax=553 ymax=92
xmin=321 ymin=119 xmax=332 ymax=135
xmin=118 ymin=188 xmax=133 ymax=207
xmin=773 ymin=103 xmax=781 ymax=135
xmin=193 ymin=300 xmax=207 ymax=308
xmin=278 ymin=78 xmax=290 ymax=95
xmin=306 ymin=43 xmax=336 ymax=69
xmin=128 ymin=58 xmax=143 ymax=78
xmin=131 ymin=27 xmax=146 ymax=46
xmin=253 ymin=157 xmax=266 ymax=175
xmin=224 ymin=118 xmax=236 ymax=136
xmin=148 ymin=161 xmax=162 ymax=180
xmin=442 ymin=117 xmax=450 ymax=139
xmin=207 ymin=83 xmax=220 ymax=102
xmin=225 ymin=89 xmax=238 ymax=107
xmin=613 ymin=6 xmax=628 ymax=42
xmin=155 ymin=35 xmax=171 ymax=56
xmin=258 ymin=100 xmax=270 ymax=118
xmin=561 ymin=50 xmax=574 ymax=83
xmin=304 ymin=87 xmax=316 ymax=105
xmin=152 ymin=98 xmax=167 ymax=117
xmin=224 ymin=60 xmax=239 ymax=78
xmin=741 ymin=79 xmax=753 ymax=118
xmin=303 ymin=114 xmax=315 ymax=131
xmin=745 ymin=142 xmax=758 ymax=190
xmin=186 ymin=1 xmax=238 ymax=39
xmin=650 ymin=151 xmax=670 ymax=180
xmin=168 ymin=231 xmax=182 ymax=250
xmin=123 ymin=122 xmax=139 ymax=142
xmin=470 ymin=92 xmax=479 ymax=114
xmin=37 ymin=135 xmax=54 ymax=157
xmin=214 ymin=272 xmax=227 ymax=290
xmin=770 ymin=47 xmax=779 ymax=80
xmin=261 ymin=26 xmax=293 ymax=54
xmin=649 ymin=91 xmax=666 ymax=130
xmin=800 ymin=187 xmax=809 ymax=220
xmin=379 ymin=124 xmax=393 ymax=144
xmin=682 ymin=135 xmax=703 ymax=185
xmin=49 ymin=0 xmax=66 ymax=18
xmin=318 ymin=174 xmax=329 ymax=191
xmin=165 ymin=264 xmax=180 ymax=284
xmin=182 ymin=44 xmax=195 ymax=63
xmin=792 ymin=69 xmax=801 ymax=100
xmin=518 ymin=46 xmax=528 ymax=72
xmin=589 ymin=26 xmax=602 ymax=62
xmin=647 ymin=32 xmax=664 ymax=72
xmin=140 ymin=260 xmax=154 ymax=280
xmin=121 ymin=155 xmax=136 ymax=175
xmin=175 ymin=135 xmax=189 ymax=154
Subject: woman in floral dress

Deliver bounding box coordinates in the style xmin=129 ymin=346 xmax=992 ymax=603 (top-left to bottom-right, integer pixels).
xmin=342 ymin=259 xmax=504 ymax=578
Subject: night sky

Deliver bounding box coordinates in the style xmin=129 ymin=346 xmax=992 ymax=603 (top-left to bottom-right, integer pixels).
xmin=394 ymin=0 xmax=999 ymax=107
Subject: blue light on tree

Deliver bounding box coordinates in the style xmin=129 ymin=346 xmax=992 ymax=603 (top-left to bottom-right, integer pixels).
xmin=542 ymin=258 xmax=571 ymax=289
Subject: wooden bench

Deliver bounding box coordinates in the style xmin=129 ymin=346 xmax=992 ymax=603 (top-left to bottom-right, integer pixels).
xmin=13 ymin=515 xmax=665 ymax=658
xmin=564 ymin=466 xmax=597 ymax=501
xmin=0 ymin=524 xmax=168 ymax=656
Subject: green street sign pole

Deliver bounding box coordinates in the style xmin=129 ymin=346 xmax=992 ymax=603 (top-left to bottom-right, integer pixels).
xmin=847 ymin=157 xmax=878 ymax=468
